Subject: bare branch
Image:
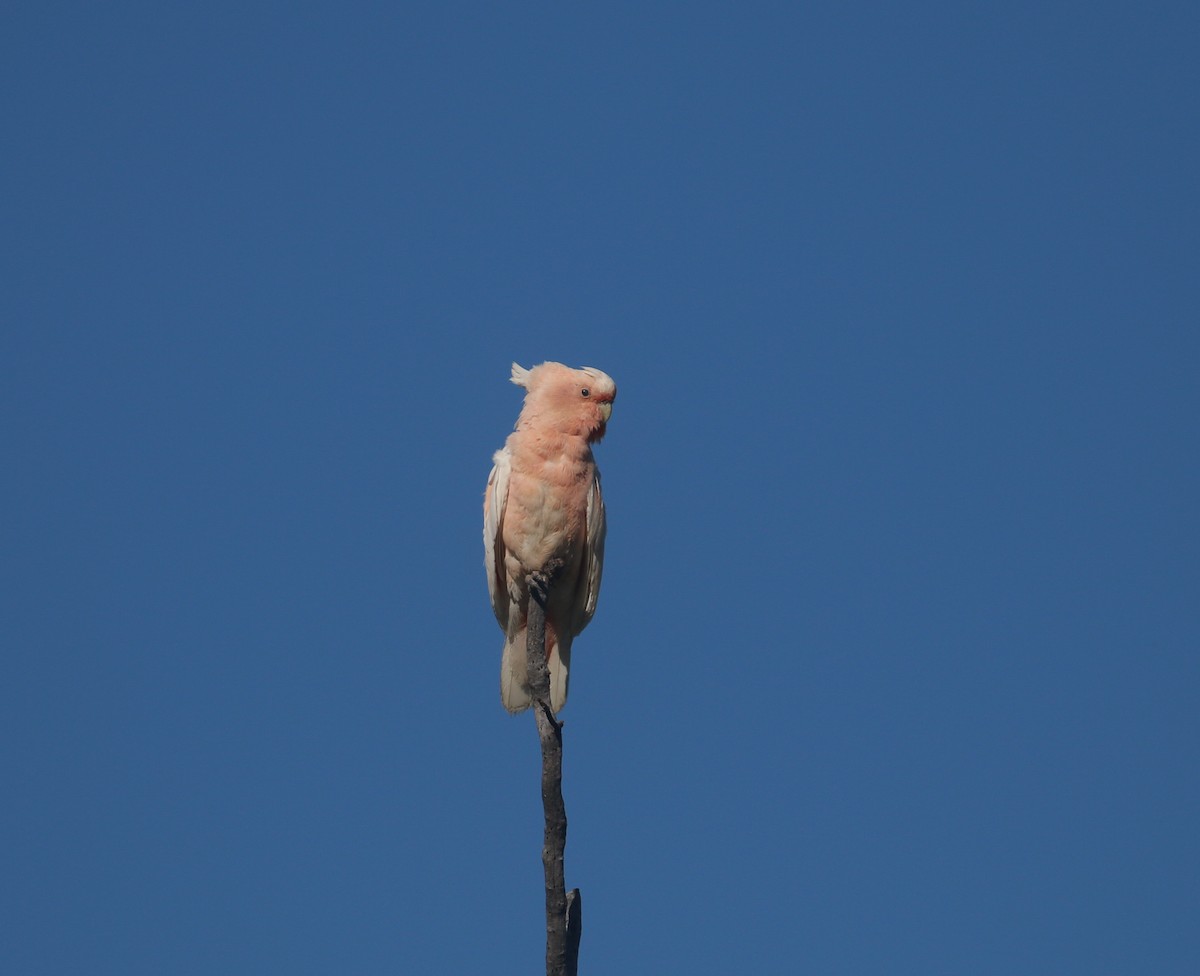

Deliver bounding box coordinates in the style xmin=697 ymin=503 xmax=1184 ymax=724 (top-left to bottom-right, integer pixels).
xmin=526 ymin=569 xmax=580 ymax=976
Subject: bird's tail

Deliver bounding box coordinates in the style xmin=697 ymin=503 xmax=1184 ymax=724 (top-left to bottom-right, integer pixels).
xmin=500 ymin=630 xmax=571 ymax=714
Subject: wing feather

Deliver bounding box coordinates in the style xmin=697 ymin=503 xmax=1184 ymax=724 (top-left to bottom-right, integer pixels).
xmin=483 ymin=448 xmax=511 ymax=629
xmin=577 ymin=468 xmax=606 ymax=629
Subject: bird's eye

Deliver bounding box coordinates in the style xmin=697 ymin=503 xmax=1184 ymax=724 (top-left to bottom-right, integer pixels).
xmin=581 ymin=388 xmax=590 ymax=397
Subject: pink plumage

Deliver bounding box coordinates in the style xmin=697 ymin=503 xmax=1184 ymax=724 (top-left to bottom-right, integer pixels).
xmin=484 ymin=361 xmax=616 ymax=713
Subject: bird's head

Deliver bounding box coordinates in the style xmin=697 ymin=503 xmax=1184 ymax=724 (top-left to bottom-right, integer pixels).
xmin=511 ymin=361 xmax=616 ymax=442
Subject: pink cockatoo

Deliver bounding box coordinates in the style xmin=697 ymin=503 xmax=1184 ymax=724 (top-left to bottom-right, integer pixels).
xmin=484 ymin=361 xmax=616 ymax=714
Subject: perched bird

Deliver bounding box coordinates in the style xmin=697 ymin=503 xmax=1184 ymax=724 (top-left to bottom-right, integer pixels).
xmin=484 ymin=361 xmax=616 ymax=713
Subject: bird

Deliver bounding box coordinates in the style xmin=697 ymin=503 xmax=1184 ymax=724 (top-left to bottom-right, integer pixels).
xmin=484 ymin=361 xmax=616 ymax=714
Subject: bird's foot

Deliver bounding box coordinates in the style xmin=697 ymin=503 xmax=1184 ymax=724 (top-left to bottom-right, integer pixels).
xmin=528 ymin=571 xmax=550 ymax=608
xmin=528 ymin=559 xmax=563 ymax=608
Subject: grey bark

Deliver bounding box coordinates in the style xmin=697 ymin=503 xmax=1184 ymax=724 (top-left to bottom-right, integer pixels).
xmin=526 ymin=570 xmax=580 ymax=976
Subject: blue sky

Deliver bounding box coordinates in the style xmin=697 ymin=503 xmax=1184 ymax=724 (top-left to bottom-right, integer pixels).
xmin=3 ymin=2 xmax=1197 ymax=973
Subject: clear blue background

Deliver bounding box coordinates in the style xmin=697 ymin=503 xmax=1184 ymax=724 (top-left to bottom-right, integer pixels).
xmin=3 ymin=2 xmax=1197 ymax=973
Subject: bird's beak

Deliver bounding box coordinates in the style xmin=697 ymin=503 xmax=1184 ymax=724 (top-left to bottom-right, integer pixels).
xmin=599 ymin=402 xmax=612 ymax=422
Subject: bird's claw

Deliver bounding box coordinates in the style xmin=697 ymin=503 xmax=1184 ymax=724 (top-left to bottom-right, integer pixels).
xmin=528 ymin=571 xmax=549 ymax=606
xmin=528 ymin=562 xmax=561 ymax=607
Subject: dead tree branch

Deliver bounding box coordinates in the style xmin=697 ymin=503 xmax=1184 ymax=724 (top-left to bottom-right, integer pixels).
xmin=526 ymin=569 xmax=580 ymax=976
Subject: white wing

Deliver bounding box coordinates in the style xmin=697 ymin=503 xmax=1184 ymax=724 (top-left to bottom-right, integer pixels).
xmin=483 ymin=447 xmax=511 ymax=630
xmin=576 ymin=468 xmax=606 ymax=631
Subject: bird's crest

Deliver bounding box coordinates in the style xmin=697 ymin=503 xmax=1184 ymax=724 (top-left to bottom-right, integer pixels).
xmin=510 ymin=362 xmax=532 ymax=389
